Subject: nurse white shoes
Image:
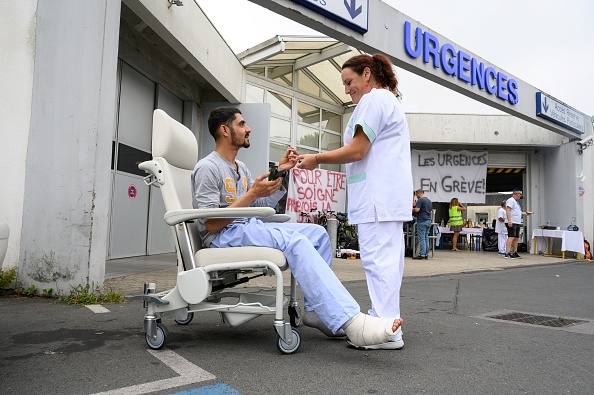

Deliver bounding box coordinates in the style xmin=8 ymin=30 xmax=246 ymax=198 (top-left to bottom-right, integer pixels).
xmin=346 ymin=337 xmax=405 ymax=350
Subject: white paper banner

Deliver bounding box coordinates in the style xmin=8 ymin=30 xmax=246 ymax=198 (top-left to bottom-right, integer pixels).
xmin=411 ymin=149 xmax=488 ymax=203
xmin=285 ymin=168 xmax=347 ymax=223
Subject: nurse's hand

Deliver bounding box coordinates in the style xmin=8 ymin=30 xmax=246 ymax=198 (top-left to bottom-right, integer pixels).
xmin=296 ymin=154 xmax=318 ymax=170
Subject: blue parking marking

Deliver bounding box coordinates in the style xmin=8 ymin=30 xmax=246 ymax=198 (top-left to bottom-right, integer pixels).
xmin=169 ymin=383 xmax=241 ymax=395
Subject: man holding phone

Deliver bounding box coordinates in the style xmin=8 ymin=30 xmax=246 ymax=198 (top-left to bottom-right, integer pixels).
xmin=191 ymin=107 xmax=403 ymax=348
xmin=268 ymin=167 xmax=288 ymax=181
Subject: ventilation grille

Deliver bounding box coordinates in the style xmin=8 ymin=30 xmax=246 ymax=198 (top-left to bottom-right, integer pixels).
xmin=488 ymin=312 xmax=586 ymax=327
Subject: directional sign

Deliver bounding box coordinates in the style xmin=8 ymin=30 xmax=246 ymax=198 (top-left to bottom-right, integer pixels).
xmin=291 ymin=0 xmax=368 ymax=33
xmin=536 ymin=92 xmax=586 ymax=135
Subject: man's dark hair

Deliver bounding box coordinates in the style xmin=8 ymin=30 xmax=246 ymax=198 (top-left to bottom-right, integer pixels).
xmin=415 ymin=189 xmax=424 ymax=194
xmin=208 ymin=107 xmax=241 ymax=141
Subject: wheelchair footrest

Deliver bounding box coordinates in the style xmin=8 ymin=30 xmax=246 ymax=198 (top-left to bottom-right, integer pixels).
xmin=125 ymin=294 xmax=170 ymax=305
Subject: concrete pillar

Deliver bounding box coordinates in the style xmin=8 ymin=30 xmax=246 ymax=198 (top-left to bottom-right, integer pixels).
xmin=16 ymin=1 xmax=121 ymax=294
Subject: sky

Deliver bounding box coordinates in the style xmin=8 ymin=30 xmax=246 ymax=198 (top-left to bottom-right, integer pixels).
xmin=196 ymin=0 xmax=593 ymax=118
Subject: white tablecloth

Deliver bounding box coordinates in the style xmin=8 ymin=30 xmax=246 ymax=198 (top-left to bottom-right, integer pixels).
xmin=531 ymin=229 xmax=585 ymax=255
xmin=436 ymin=227 xmax=484 ymax=248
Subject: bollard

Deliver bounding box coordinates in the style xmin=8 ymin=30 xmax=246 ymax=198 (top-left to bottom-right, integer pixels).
xmin=325 ymin=218 xmax=338 ymax=256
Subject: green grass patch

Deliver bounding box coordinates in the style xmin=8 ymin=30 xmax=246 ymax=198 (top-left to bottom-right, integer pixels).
xmin=0 ymin=267 xmax=18 ymax=296
xmin=0 ymin=267 xmax=124 ymax=303
xmin=58 ymin=283 xmax=125 ymax=304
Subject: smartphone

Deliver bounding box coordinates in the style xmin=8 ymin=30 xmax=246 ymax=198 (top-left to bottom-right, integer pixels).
xmin=268 ymin=168 xmax=288 ymax=181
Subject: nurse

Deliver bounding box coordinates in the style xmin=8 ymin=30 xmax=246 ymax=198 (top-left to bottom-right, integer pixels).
xmin=297 ymin=53 xmax=413 ymax=350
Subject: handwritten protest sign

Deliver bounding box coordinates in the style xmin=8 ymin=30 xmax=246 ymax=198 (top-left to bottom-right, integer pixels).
xmin=411 ymin=149 xmax=488 ymax=203
xmin=285 ymin=168 xmax=347 ymax=223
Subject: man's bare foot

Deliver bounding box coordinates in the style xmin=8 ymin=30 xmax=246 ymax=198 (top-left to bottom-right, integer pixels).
xmin=392 ymin=317 xmax=404 ymax=332
xmin=303 ymin=311 xmax=346 ymax=337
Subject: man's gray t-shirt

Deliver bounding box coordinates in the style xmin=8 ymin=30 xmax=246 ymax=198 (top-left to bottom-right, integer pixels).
xmin=191 ymin=151 xmax=285 ymax=247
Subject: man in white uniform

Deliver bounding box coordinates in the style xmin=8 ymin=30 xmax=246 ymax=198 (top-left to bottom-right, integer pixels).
xmin=495 ymin=200 xmax=508 ymax=255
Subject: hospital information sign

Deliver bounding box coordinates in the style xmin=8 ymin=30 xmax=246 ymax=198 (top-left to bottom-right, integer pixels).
xmin=290 ymin=0 xmax=369 ymax=33
xmin=536 ymin=92 xmax=586 ymax=135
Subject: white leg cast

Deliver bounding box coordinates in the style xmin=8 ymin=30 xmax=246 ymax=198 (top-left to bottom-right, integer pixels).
xmin=342 ymin=312 xmax=401 ymax=347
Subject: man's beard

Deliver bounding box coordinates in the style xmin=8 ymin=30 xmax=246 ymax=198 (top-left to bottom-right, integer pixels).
xmin=230 ymin=127 xmax=250 ymax=148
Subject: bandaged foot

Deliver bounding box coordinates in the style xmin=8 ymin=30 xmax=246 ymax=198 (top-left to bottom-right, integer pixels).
xmin=303 ymin=311 xmax=346 ymax=337
xmin=342 ymin=313 xmax=402 ymax=347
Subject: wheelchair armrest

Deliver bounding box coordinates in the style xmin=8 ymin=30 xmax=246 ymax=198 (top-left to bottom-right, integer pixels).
xmin=261 ymin=214 xmax=291 ymax=223
xmin=164 ymin=207 xmax=276 ymax=226
xmin=139 ymin=160 xmax=164 ymax=185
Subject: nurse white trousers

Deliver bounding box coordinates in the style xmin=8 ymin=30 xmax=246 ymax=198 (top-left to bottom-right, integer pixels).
xmin=357 ymin=220 xmax=404 ymax=321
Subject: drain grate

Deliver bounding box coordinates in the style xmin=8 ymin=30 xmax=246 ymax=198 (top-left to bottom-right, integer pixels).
xmin=488 ymin=312 xmax=586 ymax=327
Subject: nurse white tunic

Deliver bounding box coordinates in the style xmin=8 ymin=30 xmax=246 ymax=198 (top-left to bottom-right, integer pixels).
xmin=344 ymin=88 xmax=413 ymax=225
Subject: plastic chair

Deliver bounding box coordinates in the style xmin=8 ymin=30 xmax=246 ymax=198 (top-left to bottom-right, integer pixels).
xmin=128 ymin=109 xmax=301 ymax=354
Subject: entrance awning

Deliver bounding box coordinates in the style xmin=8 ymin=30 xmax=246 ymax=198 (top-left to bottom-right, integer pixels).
xmin=237 ymin=36 xmax=362 ymax=107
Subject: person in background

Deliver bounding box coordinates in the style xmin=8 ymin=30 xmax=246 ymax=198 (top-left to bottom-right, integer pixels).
xmin=296 ymin=53 xmax=412 ymax=350
xmin=495 ymin=200 xmax=508 ymax=256
xmin=449 ymin=198 xmax=466 ymax=251
xmin=193 ymin=106 xmax=402 ymax=350
xmin=505 ymin=188 xmax=533 ymax=259
xmin=412 ymin=189 xmax=432 ymax=260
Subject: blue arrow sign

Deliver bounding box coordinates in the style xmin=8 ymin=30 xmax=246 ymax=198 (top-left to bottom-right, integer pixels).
xmin=542 ymin=97 xmax=549 ymax=113
xmin=291 ymin=0 xmax=369 ymax=33
xmin=344 ymin=0 xmax=362 ymax=19
xmin=536 ymin=92 xmax=586 ymax=135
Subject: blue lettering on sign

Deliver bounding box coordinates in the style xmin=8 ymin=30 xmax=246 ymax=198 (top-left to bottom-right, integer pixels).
xmin=457 ymin=50 xmax=471 ymax=83
xmin=440 ymin=43 xmax=456 ymax=75
xmin=423 ymin=31 xmax=440 ymax=68
xmin=535 ymin=92 xmax=586 ymax=134
xmin=403 ymin=21 xmax=519 ymax=105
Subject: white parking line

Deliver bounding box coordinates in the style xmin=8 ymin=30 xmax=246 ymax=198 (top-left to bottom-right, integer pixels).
xmin=85 ymin=304 xmax=111 ymax=314
xmin=90 ymin=349 xmax=215 ymax=395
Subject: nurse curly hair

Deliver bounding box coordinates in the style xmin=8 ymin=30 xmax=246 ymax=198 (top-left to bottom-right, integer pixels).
xmin=342 ymin=53 xmax=398 ymax=95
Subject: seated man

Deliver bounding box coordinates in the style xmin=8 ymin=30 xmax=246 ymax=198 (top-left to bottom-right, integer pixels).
xmin=191 ymin=106 xmax=403 ymax=349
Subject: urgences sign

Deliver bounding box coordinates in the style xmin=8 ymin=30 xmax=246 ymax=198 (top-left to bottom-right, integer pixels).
xmin=403 ymin=21 xmax=519 ymax=106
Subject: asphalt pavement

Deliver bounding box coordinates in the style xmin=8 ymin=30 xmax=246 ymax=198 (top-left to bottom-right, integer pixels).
xmin=1 ymin=250 xmax=592 ymax=394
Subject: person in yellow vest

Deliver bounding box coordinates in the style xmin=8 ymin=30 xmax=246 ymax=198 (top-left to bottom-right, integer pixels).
xmin=449 ymin=198 xmax=466 ymax=251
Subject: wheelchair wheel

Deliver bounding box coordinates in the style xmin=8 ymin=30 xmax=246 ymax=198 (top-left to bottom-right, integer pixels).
xmin=174 ymin=312 xmax=194 ymax=325
xmin=288 ymin=306 xmax=301 ymax=327
xmin=145 ymin=323 xmax=169 ymax=350
xmin=276 ymin=328 xmax=301 ymax=354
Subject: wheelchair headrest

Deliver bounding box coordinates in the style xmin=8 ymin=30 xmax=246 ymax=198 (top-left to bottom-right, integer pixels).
xmin=152 ymin=109 xmax=198 ymax=170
